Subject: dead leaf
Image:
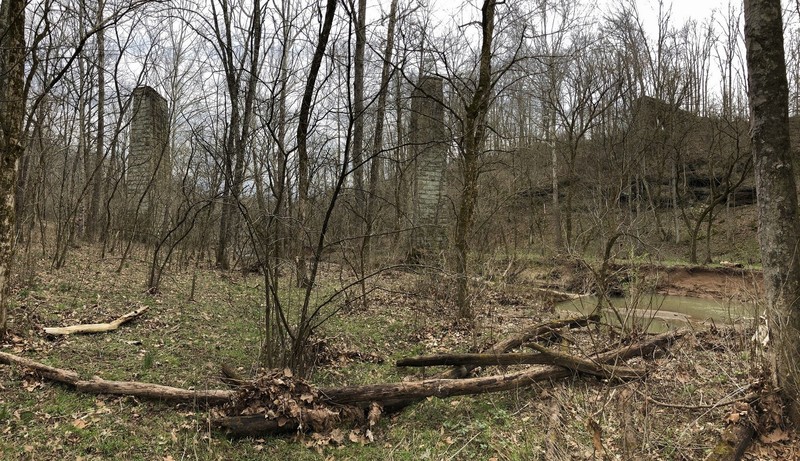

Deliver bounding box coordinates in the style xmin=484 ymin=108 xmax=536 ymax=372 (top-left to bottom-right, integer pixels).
xmin=21 ymin=375 xmax=42 ymax=392
xmin=330 ymin=428 xmax=345 ymax=445
xmin=760 ymin=429 xmax=790 ymax=444
xmin=586 ymin=417 xmax=604 ymax=457
xmin=368 ymin=402 xmax=382 ymax=428
xmin=72 ymin=419 xmax=87 ymax=429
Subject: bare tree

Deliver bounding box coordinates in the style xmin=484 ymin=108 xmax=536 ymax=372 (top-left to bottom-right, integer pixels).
xmin=453 ymin=0 xmax=497 ymax=319
xmin=296 ymin=0 xmax=337 ymax=287
xmin=362 ymin=0 xmax=399 ymax=269
xmin=208 ymin=0 xmax=263 ymax=270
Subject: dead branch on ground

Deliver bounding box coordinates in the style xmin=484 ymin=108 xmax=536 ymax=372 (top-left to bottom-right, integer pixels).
xmin=436 ymin=314 xmax=600 ymax=379
xmin=43 ymin=306 xmax=148 ymax=335
xmin=0 ymin=324 xmax=685 ymax=439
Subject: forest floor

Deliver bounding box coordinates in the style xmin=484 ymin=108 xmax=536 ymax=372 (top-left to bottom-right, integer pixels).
xmin=0 ymin=245 xmax=798 ymax=460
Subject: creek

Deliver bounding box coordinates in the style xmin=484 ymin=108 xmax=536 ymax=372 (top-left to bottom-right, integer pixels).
xmin=556 ymin=293 xmax=758 ymax=333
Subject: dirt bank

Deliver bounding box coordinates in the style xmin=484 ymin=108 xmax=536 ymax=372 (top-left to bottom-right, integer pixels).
xmin=528 ymin=261 xmax=764 ymax=302
xmin=646 ymin=265 xmax=763 ymax=302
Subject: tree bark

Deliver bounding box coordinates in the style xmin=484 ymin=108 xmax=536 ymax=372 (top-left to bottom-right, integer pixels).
xmin=215 ymin=415 xmax=299 ymax=437
xmin=74 ymin=378 xmax=233 ymax=404
xmin=0 ymin=351 xmax=81 ymax=385
xmin=0 ymin=0 xmax=25 ymax=335
xmin=43 ymin=306 xmax=148 ymax=335
xmin=396 ymin=348 xmax=643 ymax=379
xmin=744 ymin=0 xmax=800 ymax=421
xmin=705 ymin=421 xmax=755 ymax=461
xmin=352 ymin=0 xmax=366 ymax=212
xmin=296 ymin=0 xmax=337 ymax=287
xmin=88 ymin=0 xmax=106 ymax=241
xmin=362 ymin=0 xmax=399 ymax=269
xmin=455 ymin=0 xmax=496 ymax=319
xmin=211 ymin=0 xmax=262 ymax=271
xmin=0 ymin=350 xmax=234 ymax=403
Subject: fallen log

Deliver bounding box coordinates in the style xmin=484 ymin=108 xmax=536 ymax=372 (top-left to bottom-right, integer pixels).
xmin=397 ymin=349 xmax=643 ymax=379
xmin=322 ymin=329 xmax=684 ymax=406
xmin=705 ymin=422 xmax=755 ymax=461
xmin=75 ymin=377 xmax=234 ymax=404
xmin=435 ymin=314 xmax=600 ymax=379
xmin=526 ymin=342 xmax=643 ymax=379
xmin=43 ymin=306 xmax=148 ymax=335
xmin=1 ymin=327 xmax=684 ymax=440
xmin=214 ymin=329 xmax=685 ymax=436
xmin=705 ymin=394 xmax=763 ymax=461
xmin=2 ymin=328 xmax=682 ymax=407
xmin=398 ymin=352 xmax=561 ymax=367
xmin=216 ymin=415 xmax=300 ymax=437
xmin=488 ymin=313 xmax=600 ymax=354
xmin=0 ymin=350 xmax=235 ymax=403
xmin=323 ymin=367 xmax=577 ymax=405
xmin=0 ymin=351 xmax=80 ymax=385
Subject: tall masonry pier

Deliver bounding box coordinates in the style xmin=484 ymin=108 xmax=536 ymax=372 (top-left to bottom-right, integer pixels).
xmin=128 ymin=86 xmax=171 ymax=238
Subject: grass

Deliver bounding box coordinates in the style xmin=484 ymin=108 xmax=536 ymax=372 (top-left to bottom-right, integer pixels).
xmin=0 ymin=242 xmax=795 ymax=459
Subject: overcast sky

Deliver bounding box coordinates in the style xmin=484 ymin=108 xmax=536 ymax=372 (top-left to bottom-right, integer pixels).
xmin=633 ymin=0 xmax=723 ymax=32
xmin=425 ymin=0 xmax=723 ymax=36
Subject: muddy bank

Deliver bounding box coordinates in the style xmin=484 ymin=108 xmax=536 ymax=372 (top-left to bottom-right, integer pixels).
xmin=644 ymin=265 xmax=763 ymax=302
xmin=527 ymin=261 xmax=763 ymax=303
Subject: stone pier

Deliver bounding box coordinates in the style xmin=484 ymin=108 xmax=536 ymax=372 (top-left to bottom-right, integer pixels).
xmin=409 ymin=75 xmax=447 ymax=258
xmin=128 ymin=86 xmax=171 ymax=237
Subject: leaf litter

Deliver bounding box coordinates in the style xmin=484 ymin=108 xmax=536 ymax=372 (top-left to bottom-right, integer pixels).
xmin=219 ymin=367 xmax=380 ymax=449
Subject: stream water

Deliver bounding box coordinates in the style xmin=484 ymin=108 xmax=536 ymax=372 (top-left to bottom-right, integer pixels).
xmin=556 ymin=293 xmax=759 ymax=333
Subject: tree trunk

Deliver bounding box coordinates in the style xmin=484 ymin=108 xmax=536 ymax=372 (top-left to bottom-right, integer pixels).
xmin=362 ymin=0 xmax=399 ymax=269
xmin=88 ymin=1 xmax=106 ymax=241
xmin=0 ymin=0 xmax=25 ymax=335
xmin=455 ymin=0 xmax=496 ymax=320
xmin=352 ymin=0 xmax=366 ymax=213
xmin=393 ymin=70 xmax=407 ymax=247
xmin=744 ymin=0 xmax=800 ymax=422
xmin=296 ymin=0 xmax=337 ymax=287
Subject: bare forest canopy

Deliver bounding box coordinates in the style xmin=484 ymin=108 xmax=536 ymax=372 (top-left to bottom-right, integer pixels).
xmin=8 ymin=0 xmax=796 ymax=333
xmin=17 ymin=0 xmax=800 ymax=278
